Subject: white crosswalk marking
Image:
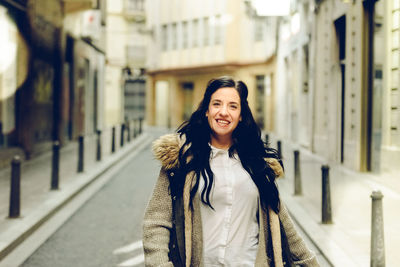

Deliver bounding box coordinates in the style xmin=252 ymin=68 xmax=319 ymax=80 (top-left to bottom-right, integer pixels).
xmin=114 ymin=240 xmax=145 ymax=267
xmin=113 ymin=240 xmax=143 ymax=255
xmin=117 ymin=254 xmax=145 ymax=267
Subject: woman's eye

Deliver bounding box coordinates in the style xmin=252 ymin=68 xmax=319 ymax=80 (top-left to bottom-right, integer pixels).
xmin=213 ymin=102 xmax=220 ymax=106
xmin=230 ymin=105 xmax=238 ymax=109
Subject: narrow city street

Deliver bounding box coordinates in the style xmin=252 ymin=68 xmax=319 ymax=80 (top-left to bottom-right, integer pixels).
xmin=20 ymin=138 xmax=158 ymax=267
xmin=1 ymin=0 xmax=398 ymax=266
xmin=18 ymin=130 xmax=330 ymax=267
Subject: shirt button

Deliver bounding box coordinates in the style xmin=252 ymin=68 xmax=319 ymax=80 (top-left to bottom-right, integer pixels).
xmin=170 ymin=172 xmax=175 ymax=177
xmin=173 ymin=196 xmax=177 ymax=200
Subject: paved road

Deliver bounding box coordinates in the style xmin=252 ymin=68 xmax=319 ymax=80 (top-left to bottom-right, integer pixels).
xmin=22 ymin=141 xmax=159 ymax=267
xmin=21 ymin=130 xmax=330 ymax=267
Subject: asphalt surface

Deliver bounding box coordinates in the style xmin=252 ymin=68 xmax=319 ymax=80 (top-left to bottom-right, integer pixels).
xmin=20 ymin=130 xmax=330 ymax=267
xmin=21 ymin=142 xmax=158 ymax=267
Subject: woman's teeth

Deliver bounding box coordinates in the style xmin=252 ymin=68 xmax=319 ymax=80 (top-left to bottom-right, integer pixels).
xmin=217 ymin=119 xmax=229 ymax=125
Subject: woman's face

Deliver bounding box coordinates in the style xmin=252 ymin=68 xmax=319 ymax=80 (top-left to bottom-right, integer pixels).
xmin=206 ymin=87 xmax=241 ymax=142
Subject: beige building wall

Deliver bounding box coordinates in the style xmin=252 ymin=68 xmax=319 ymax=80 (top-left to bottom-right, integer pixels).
xmin=382 ymin=0 xmax=400 ymax=172
xmin=297 ymin=0 xmax=385 ymax=172
xmin=146 ymin=0 xmax=278 ymax=129
xmin=105 ymin=0 xmax=128 ymax=127
xmin=275 ymin=1 xmax=314 ymax=148
xmin=312 ymin=1 xmax=365 ymax=170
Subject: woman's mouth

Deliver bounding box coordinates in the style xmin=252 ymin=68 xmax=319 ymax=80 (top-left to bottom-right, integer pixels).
xmin=216 ymin=119 xmax=230 ymax=127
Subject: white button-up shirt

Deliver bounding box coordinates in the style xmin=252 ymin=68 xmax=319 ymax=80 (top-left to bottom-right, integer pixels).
xmin=199 ymin=145 xmax=260 ymax=267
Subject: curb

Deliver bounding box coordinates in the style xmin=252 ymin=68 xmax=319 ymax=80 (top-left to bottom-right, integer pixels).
xmin=279 ymin=187 xmax=356 ymax=267
xmin=0 ymin=133 xmax=151 ymax=261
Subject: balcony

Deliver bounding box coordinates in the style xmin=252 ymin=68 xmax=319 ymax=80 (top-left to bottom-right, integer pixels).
xmin=123 ymin=0 xmax=145 ymax=22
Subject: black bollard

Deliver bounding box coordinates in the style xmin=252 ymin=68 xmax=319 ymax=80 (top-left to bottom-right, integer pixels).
xmin=321 ymin=165 xmax=332 ymax=224
xmin=371 ymin=190 xmax=385 ymax=267
xmin=139 ymin=118 xmax=143 ymax=135
xmin=111 ymin=126 xmax=116 ymax=153
xmin=77 ymin=135 xmax=84 ymax=173
xmin=133 ymin=120 xmax=138 ymax=138
xmin=0 ymin=122 xmax=3 ymax=146
xmin=120 ymin=124 xmax=125 ymax=147
xmin=277 ymin=140 xmax=282 ymax=159
xmin=9 ymin=156 xmax=21 ymax=218
xmin=126 ymin=122 xmax=131 ymax=142
xmin=294 ymin=150 xmax=302 ymax=195
xmin=96 ymin=130 xmax=102 ymax=161
xmin=265 ymin=133 xmax=269 ymax=145
xmin=51 ymin=141 xmax=60 ymax=190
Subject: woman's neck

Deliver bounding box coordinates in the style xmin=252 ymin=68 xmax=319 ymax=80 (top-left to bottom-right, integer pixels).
xmin=210 ymin=135 xmax=232 ymax=150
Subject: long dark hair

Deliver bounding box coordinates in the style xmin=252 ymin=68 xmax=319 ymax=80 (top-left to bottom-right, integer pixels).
xmin=173 ymin=76 xmax=281 ymax=213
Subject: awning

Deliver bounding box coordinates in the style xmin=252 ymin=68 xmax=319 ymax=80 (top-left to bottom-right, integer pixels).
xmin=62 ymin=0 xmax=95 ymax=13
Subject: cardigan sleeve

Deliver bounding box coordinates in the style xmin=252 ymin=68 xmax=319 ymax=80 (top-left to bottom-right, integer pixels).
xmin=279 ymin=203 xmax=320 ymax=266
xmin=142 ymin=168 xmax=174 ymax=267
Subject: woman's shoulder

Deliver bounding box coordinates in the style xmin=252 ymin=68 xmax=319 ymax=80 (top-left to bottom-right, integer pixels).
xmin=152 ymin=133 xmax=184 ymax=170
xmin=265 ymin=158 xmax=284 ymax=178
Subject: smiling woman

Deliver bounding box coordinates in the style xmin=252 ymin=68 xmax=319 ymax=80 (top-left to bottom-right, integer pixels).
xmin=206 ymin=87 xmax=241 ymax=149
xmin=143 ymin=76 xmax=319 ymax=267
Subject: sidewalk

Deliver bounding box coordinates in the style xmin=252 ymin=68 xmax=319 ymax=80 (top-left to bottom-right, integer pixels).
xmin=0 ymin=126 xmax=151 ymax=262
xmin=271 ymin=134 xmax=399 ymax=266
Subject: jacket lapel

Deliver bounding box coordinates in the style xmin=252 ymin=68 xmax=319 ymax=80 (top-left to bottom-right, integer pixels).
xmin=183 ymin=171 xmax=195 ymax=267
xmin=269 ymin=208 xmax=284 ymax=267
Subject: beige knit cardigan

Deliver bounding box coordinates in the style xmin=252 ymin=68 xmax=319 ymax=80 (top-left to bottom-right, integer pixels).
xmin=143 ymin=134 xmax=319 ymax=267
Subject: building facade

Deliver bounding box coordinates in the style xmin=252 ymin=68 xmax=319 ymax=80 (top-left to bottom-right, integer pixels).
xmin=105 ymin=0 xmax=146 ymax=126
xmin=274 ymin=0 xmax=400 ymax=173
xmin=382 ymin=0 xmax=400 ymax=172
xmin=0 ymin=0 xmax=106 ymax=164
xmin=145 ymin=0 xmax=279 ymax=130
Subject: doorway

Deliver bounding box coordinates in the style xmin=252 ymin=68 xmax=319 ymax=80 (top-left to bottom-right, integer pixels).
xmin=334 ymin=15 xmax=346 ymax=163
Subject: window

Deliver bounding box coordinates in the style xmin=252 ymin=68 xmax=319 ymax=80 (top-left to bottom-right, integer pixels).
xmin=172 ymin=23 xmax=177 ymax=50
xmin=215 ymin=15 xmax=222 ymax=45
xmin=182 ymin=83 xmax=194 ymax=121
xmin=192 ymin=19 xmax=199 ymax=47
xmin=203 ymin=17 xmax=209 ymax=46
xmin=255 ymin=75 xmax=265 ymax=129
xmin=125 ymin=0 xmax=144 ymax=11
xmin=182 ymin=21 xmax=188 ymax=49
xmin=162 ymin=24 xmax=168 ymax=51
xmin=254 ymin=18 xmax=264 ymax=42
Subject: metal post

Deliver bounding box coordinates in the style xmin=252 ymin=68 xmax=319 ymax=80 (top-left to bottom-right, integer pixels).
xmin=371 ymin=190 xmax=385 ymax=267
xmin=277 ymin=140 xmax=282 ymax=159
xmin=133 ymin=120 xmax=137 ymax=138
xmin=265 ymin=133 xmax=269 ymax=144
xmin=294 ymin=150 xmax=302 ymax=195
xmin=77 ymin=135 xmax=84 ymax=173
xmin=0 ymin=122 xmax=4 ymax=146
xmin=126 ymin=122 xmax=131 ymax=142
xmin=139 ymin=118 xmax=143 ymax=135
xmin=9 ymin=156 xmax=21 ymax=218
xmin=51 ymin=141 xmax=60 ymax=190
xmin=120 ymin=123 xmax=125 ymax=147
xmin=96 ymin=130 xmax=102 ymax=161
xmin=111 ymin=126 xmax=116 ymax=153
xmin=321 ymin=165 xmax=332 ymax=224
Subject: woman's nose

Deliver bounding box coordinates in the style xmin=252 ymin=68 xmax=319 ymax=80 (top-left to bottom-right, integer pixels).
xmin=220 ymin=105 xmax=228 ymax=115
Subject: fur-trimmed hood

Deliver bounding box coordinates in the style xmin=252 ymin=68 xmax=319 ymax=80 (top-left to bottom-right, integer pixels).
xmin=152 ymin=133 xmax=182 ymax=170
xmin=152 ymin=133 xmax=284 ymax=177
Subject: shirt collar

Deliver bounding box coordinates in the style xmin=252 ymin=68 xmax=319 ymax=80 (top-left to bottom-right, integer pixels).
xmin=209 ymin=144 xmax=229 ymax=159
